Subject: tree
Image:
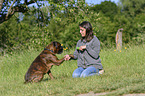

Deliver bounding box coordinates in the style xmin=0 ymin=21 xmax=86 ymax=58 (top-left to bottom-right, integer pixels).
xmin=0 ymin=0 xmax=37 ymax=23
xmin=89 ymin=1 xmax=119 ymax=20
xmin=119 ymin=0 xmax=145 ymax=17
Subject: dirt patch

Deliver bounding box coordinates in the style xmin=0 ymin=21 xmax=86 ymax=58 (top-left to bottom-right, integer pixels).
xmin=77 ymin=91 xmax=110 ymax=96
xmin=123 ymin=94 xmax=145 ymax=96
xmin=77 ymin=91 xmax=145 ymax=96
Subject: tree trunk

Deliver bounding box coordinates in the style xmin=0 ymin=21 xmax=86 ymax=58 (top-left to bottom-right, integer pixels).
xmin=0 ymin=0 xmax=3 ymax=12
xmin=116 ymin=28 xmax=123 ymax=51
xmin=0 ymin=0 xmax=36 ymax=24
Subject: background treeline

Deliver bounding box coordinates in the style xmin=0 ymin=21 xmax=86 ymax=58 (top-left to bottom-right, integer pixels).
xmin=0 ymin=0 xmax=145 ymax=55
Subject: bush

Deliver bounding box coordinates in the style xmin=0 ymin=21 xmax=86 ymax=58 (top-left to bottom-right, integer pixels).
xmin=0 ymin=1 xmax=145 ymax=55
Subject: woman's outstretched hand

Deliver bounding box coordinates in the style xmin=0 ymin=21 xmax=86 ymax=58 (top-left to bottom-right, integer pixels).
xmin=64 ymin=55 xmax=71 ymax=61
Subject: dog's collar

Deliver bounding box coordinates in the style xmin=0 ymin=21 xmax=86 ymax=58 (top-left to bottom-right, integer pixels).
xmin=44 ymin=48 xmax=54 ymax=53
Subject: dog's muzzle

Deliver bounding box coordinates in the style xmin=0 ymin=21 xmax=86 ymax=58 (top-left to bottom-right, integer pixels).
xmin=58 ymin=46 xmax=63 ymax=54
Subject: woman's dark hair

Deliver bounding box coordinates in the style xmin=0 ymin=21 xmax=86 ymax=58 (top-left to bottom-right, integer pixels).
xmin=79 ymin=21 xmax=94 ymax=42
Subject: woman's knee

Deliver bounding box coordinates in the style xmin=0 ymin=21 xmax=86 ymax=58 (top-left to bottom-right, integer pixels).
xmin=80 ymin=71 xmax=98 ymax=78
xmin=72 ymin=72 xmax=81 ymax=78
xmin=72 ymin=67 xmax=84 ymax=78
xmin=80 ymin=66 xmax=99 ymax=77
xmin=80 ymin=72 xmax=88 ymax=78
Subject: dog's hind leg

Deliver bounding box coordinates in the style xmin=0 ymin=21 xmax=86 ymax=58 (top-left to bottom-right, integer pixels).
xmin=31 ymin=73 xmax=44 ymax=83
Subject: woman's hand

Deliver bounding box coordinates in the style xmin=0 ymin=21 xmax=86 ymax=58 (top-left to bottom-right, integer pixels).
xmin=79 ymin=45 xmax=86 ymax=51
xmin=64 ymin=55 xmax=71 ymax=61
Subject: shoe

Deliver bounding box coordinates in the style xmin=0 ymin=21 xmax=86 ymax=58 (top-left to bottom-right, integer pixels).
xmin=99 ymin=69 xmax=105 ymax=74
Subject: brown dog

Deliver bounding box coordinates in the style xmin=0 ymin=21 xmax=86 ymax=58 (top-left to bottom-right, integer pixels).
xmin=24 ymin=41 xmax=65 ymax=83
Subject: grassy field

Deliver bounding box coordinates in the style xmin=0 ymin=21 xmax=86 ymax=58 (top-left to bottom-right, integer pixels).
xmin=0 ymin=45 xmax=145 ymax=96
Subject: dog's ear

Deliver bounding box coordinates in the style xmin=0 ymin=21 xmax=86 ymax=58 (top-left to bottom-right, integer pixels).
xmin=53 ymin=41 xmax=58 ymax=49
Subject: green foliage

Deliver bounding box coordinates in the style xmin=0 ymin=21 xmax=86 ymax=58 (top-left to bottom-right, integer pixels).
xmin=0 ymin=0 xmax=145 ymax=55
xmin=0 ymin=15 xmax=32 ymax=54
xmin=119 ymin=0 xmax=145 ymax=17
xmin=113 ymin=13 xmax=145 ymax=44
xmin=132 ymin=13 xmax=145 ymax=44
xmin=93 ymin=13 xmax=116 ymax=47
xmin=113 ymin=14 xmax=132 ymax=43
xmin=89 ymin=1 xmax=119 ymax=21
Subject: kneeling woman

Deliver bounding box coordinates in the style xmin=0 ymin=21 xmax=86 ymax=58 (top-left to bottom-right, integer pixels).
xmin=65 ymin=21 xmax=104 ymax=78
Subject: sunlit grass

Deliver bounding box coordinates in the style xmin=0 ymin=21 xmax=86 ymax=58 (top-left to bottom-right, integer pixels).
xmin=0 ymin=45 xmax=144 ymax=96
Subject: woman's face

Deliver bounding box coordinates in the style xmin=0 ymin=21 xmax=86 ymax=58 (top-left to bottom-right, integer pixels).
xmin=79 ymin=26 xmax=86 ymax=37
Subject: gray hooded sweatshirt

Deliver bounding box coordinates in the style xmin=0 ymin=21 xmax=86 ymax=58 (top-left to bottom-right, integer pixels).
xmin=73 ymin=35 xmax=103 ymax=70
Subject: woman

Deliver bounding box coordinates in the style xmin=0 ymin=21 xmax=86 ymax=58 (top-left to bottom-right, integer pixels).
xmin=65 ymin=21 xmax=104 ymax=78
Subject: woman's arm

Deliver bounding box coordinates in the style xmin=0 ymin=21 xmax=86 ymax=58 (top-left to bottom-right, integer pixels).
xmin=85 ymin=38 xmax=100 ymax=59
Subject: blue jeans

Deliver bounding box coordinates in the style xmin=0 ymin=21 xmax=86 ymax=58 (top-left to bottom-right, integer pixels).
xmin=72 ymin=66 xmax=99 ymax=78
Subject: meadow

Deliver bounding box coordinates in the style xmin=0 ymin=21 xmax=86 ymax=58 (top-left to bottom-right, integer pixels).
xmin=0 ymin=45 xmax=145 ymax=96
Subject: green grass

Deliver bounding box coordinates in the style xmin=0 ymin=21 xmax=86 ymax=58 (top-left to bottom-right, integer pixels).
xmin=0 ymin=45 xmax=145 ymax=96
